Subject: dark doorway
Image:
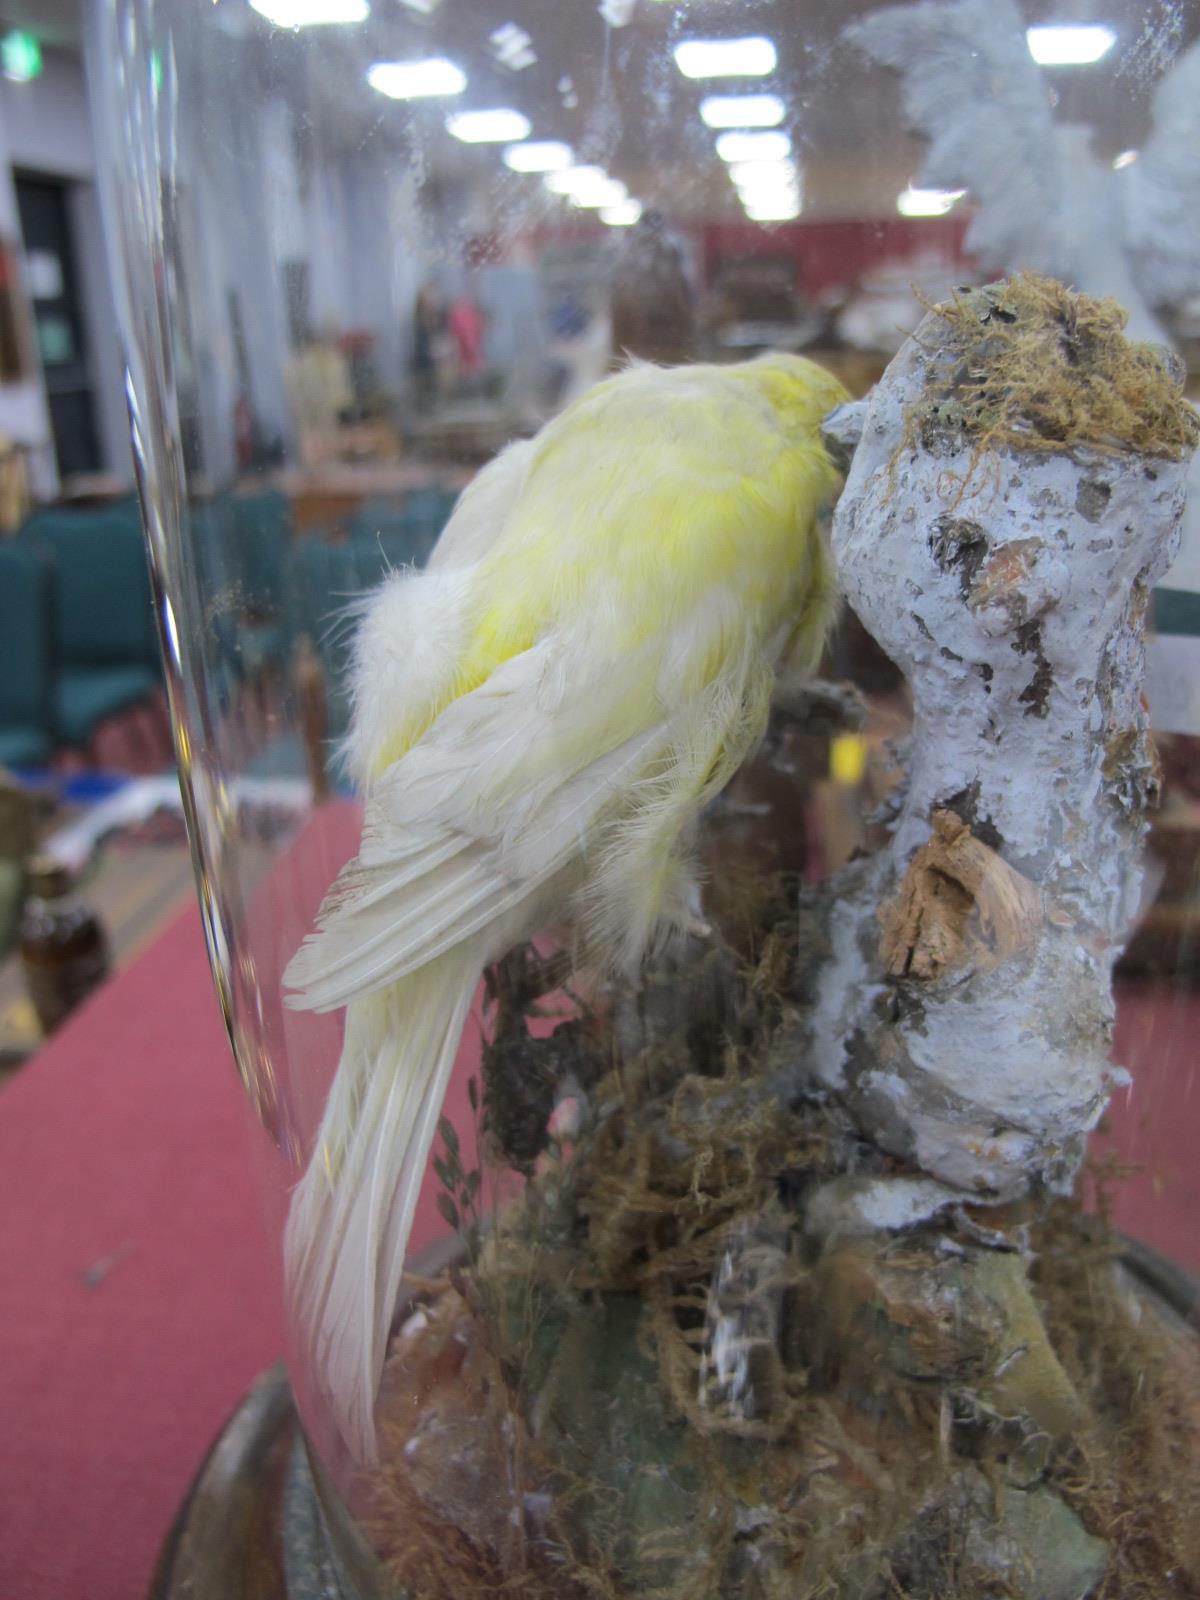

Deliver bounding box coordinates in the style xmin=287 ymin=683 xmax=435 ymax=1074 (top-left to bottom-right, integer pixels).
xmin=15 ymin=173 xmax=101 ymax=478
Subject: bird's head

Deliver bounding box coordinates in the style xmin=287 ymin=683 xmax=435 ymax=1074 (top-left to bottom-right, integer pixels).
xmin=737 ymin=352 xmax=851 ymax=441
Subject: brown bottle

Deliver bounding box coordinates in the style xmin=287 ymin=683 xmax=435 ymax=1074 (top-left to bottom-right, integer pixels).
xmin=19 ymin=856 xmax=110 ymax=1035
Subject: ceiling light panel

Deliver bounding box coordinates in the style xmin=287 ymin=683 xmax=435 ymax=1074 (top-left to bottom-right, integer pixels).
xmin=569 ymin=176 xmax=628 ymax=208
xmin=1025 ymin=24 xmax=1116 ymax=65
xmin=490 ymin=22 xmax=536 ymax=71
xmin=503 ymin=140 xmax=573 ymax=173
xmin=674 ymin=36 xmax=777 ymax=79
xmin=731 ymin=160 xmax=801 ymax=204
xmin=601 ymin=199 xmax=644 ymax=226
xmin=446 ymin=108 xmax=531 ymax=143
xmin=367 ymin=58 xmax=465 ymax=99
xmin=743 ymin=196 xmax=801 ymax=222
xmin=896 ymin=184 xmax=966 ymax=217
xmin=715 ymin=129 xmax=791 ymax=163
xmin=251 ymin=0 xmax=368 ymax=25
xmin=700 ymin=93 xmax=785 ymax=129
xmin=544 ymin=165 xmax=608 ymax=195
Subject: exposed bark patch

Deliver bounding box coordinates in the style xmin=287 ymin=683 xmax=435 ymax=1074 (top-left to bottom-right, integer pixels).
xmin=938 ymin=781 xmax=1004 ymax=852
xmin=878 ymin=811 xmax=1043 ymax=982
xmin=930 ymin=515 xmax=989 ymax=597
xmin=1013 ymin=619 xmax=1053 ymax=718
xmin=969 ymin=539 xmax=1043 ymax=617
xmin=1103 ymin=725 xmax=1162 ymax=816
xmin=1075 ymin=479 xmax=1112 ymax=522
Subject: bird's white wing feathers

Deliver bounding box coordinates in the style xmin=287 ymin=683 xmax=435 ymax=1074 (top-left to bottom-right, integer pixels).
xmin=287 ymin=577 xmax=779 ymax=1012
xmin=338 ymin=565 xmax=475 ymax=792
xmin=285 ymin=636 xmax=682 ymax=1012
xmin=846 ymin=0 xmax=1069 ymax=277
xmin=1124 ymin=40 xmax=1200 ymax=308
xmin=339 ymin=438 xmax=538 ymax=789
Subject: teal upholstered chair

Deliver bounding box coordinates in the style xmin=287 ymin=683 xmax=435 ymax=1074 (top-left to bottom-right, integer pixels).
xmin=404 ymin=484 xmax=459 ymax=537
xmin=288 ymin=536 xmax=371 ymax=745
xmin=19 ymin=507 xmax=161 ymax=750
xmin=228 ymin=489 xmax=292 ymax=679
xmin=0 ymin=542 xmax=55 ymax=769
xmin=349 ymin=486 xmax=456 ymax=574
xmin=187 ymin=496 xmax=248 ymax=711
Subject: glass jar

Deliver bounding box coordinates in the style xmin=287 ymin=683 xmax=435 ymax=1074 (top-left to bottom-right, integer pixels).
xmin=89 ymin=2 xmax=1200 ymax=1595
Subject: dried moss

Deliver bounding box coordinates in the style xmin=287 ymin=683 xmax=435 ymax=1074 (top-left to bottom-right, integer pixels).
xmin=910 ymin=273 xmax=1199 ymax=465
xmin=363 ymin=877 xmax=1200 ymax=1600
xmin=1033 ymin=1206 xmax=1200 ymax=1600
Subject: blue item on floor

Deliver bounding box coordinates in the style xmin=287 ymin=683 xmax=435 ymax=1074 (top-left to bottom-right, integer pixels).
xmin=60 ymin=770 xmax=133 ymax=803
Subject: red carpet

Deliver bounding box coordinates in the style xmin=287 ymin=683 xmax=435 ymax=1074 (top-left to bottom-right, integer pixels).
xmin=0 ymin=827 xmax=1194 ymax=1596
xmin=0 ymin=800 xmax=485 ymax=1600
xmin=0 ymin=904 xmax=286 ymax=1600
xmin=1106 ymin=979 xmax=1200 ymax=1275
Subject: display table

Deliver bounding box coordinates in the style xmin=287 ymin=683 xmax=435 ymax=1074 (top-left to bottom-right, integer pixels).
xmin=0 ymin=883 xmax=1196 ymax=1599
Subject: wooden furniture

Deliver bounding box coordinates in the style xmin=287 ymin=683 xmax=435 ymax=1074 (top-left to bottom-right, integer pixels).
xmin=261 ymin=463 xmax=473 ymax=536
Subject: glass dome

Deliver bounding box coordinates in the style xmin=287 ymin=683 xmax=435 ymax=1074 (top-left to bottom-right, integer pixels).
xmin=89 ymin=1 xmax=1200 ymax=1595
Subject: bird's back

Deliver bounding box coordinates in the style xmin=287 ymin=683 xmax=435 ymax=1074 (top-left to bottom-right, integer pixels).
xmin=459 ymin=358 xmax=842 ymax=698
xmin=357 ymin=357 xmax=843 ymax=782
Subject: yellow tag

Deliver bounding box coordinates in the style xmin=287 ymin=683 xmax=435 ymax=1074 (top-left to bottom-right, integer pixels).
xmin=830 ymin=732 xmax=868 ymax=787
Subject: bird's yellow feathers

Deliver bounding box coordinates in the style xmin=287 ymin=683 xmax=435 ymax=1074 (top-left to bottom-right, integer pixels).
xmin=369 ymin=354 xmax=848 ymax=777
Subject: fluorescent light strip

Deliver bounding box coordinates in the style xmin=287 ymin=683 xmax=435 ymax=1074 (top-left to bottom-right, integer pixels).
xmin=446 ymin=108 xmax=531 ymax=143
xmin=716 ymin=129 xmax=791 ymax=163
xmin=490 ymin=22 xmax=536 ymax=71
xmin=730 ymin=158 xmax=799 ymax=194
xmin=1026 ymin=24 xmax=1116 ymax=65
xmin=738 ymin=184 xmax=801 ymax=210
xmin=251 ymin=0 xmax=367 ymax=25
xmin=700 ymin=93 xmax=785 ymax=129
xmin=739 ymin=163 xmax=802 ymax=223
xmin=570 ymin=177 xmax=628 ymax=209
xmin=544 ymin=164 xmax=607 ymax=195
xmin=503 ymin=140 xmax=573 ymax=173
xmin=601 ymin=199 xmax=644 ymax=226
xmin=674 ymin=36 xmax=777 ymax=79
xmin=896 ymin=184 xmax=965 ymax=217
xmin=367 ymin=58 xmax=465 ymax=99
xmin=744 ymin=199 xmax=801 ymax=222
xmin=543 ymin=166 xmax=627 ymax=208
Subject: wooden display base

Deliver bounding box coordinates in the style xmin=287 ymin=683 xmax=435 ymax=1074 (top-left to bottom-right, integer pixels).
xmin=148 ymin=1365 xmax=364 ymax=1600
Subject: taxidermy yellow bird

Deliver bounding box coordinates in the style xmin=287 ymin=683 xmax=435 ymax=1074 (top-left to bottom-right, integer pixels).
xmin=283 ymin=353 xmax=849 ymax=1462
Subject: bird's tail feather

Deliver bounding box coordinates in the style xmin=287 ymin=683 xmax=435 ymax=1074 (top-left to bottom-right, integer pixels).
xmin=283 ymin=952 xmax=477 ymax=1464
